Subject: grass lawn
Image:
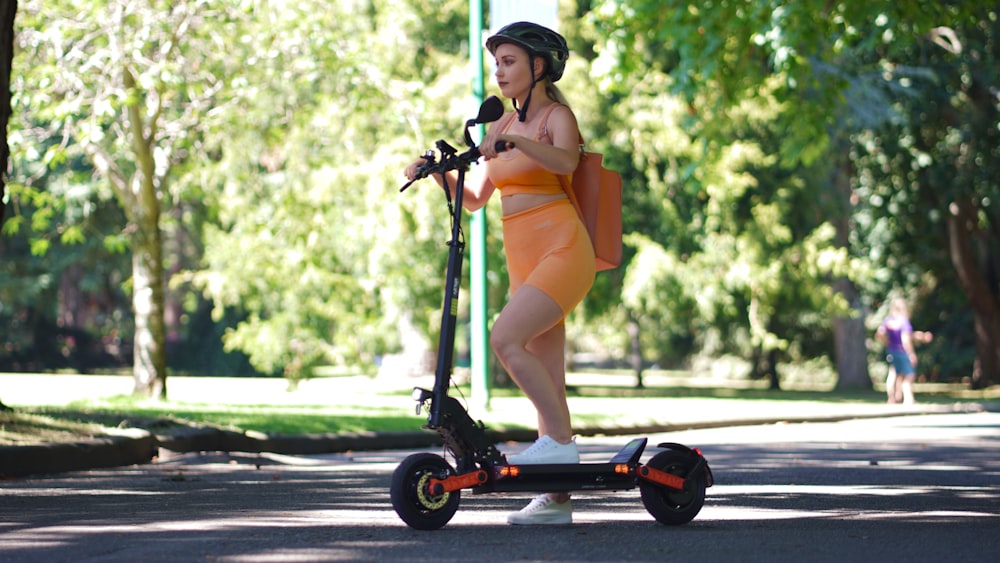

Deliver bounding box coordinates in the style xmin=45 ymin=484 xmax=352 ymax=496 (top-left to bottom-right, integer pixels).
xmin=2 ymin=371 xmax=997 ymax=446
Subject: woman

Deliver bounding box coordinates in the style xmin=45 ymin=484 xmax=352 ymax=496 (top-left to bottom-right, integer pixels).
xmin=405 ymin=22 xmax=595 ymax=525
xmin=875 ymin=298 xmax=925 ymax=404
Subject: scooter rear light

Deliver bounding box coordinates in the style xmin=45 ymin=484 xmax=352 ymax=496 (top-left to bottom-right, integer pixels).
xmin=614 ymin=464 xmax=630 ymax=474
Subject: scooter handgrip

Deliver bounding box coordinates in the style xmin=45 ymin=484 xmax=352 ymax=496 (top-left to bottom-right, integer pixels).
xmin=496 ymin=140 xmax=514 ymax=152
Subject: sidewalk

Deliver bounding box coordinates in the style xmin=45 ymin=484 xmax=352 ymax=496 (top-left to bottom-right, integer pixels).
xmin=0 ymin=373 xmax=992 ymax=478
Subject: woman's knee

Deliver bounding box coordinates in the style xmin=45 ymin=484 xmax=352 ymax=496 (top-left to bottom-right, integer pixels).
xmin=489 ymin=329 xmax=521 ymax=366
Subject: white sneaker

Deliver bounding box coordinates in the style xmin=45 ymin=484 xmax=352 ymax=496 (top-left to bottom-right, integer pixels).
xmin=506 ymin=435 xmax=579 ymax=465
xmin=507 ymin=494 xmax=572 ymax=525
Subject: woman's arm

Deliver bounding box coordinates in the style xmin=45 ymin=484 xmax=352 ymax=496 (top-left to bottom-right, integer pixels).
xmin=902 ymin=332 xmax=917 ymax=365
xmin=874 ymin=325 xmax=888 ymax=345
xmin=457 ymin=165 xmax=496 ymax=212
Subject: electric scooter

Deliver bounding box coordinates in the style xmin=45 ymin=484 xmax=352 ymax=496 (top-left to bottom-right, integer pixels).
xmin=390 ymin=96 xmax=713 ymax=530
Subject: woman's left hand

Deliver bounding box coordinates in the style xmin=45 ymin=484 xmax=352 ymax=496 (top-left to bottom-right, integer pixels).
xmin=480 ymin=129 xmax=515 ymax=160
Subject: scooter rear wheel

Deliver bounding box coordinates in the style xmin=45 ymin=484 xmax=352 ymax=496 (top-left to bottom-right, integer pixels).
xmin=390 ymin=453 xmax=460 ymax=530
xmin=639 ymin=449 xmax=706 ymax=525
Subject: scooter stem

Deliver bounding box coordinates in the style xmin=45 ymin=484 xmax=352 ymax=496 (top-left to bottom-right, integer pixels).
xmin=429 ymin=166 xmax=467 ymax=427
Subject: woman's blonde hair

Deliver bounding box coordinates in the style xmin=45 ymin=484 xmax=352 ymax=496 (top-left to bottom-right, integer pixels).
xmin=544 ymin=80 xmax=570 ymax=108
xmin=890 ymin=298 xmax=909 ymax=317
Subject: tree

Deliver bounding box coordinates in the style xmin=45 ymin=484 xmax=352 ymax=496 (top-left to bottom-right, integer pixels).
xmin=0 ymin=0 xmax=15 ymax=411
xmin=589 ymin=1 xmax=994 ymax=388
xmin=573 ymin=2 xmax=848 ymax=384
xmin=0 ymin=0 xmax=11 ymax=231
xmin=11 ymin=0 xmax=241 ymax=398
xmin=189 ymin=0 xmax=478 ymax=380
xmin=853 ymin=9 xmax=1000 ymax=387
xmin=7 ymin=0 xmax=493 ymax=387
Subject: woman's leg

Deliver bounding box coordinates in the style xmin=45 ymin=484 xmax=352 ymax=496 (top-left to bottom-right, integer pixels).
xmin=901 ymin=374 xmax=916 ymax=404
xmin=525 ymin=322 xmax=572 ymax=504
xmin=526 ymin=321 xmax=568 ymax=438
xmin=492 ymin=285 xmax=574 ymax=508
xmin=886 ymin=366 xmax=897 ymax=404
xmin=490 ymin=285 xmax=572 ymax=443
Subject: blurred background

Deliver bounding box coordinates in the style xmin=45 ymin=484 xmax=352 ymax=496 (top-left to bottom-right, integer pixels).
xmin=1 ymin=1 xmax=996 ymax=400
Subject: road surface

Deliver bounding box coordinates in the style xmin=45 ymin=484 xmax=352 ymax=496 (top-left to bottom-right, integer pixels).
xmin=1 ymin=412 xmax=997 ymax=562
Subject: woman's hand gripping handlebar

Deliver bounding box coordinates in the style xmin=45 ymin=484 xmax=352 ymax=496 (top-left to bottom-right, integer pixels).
xmin=400 ymin=95 xmax=513 ymax=192
xmin=401 ymin=140 xmax=513 ymax=192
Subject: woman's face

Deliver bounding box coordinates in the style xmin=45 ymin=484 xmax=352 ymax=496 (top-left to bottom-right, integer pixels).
xmin=493 ymin=43 xmax=535 ymax=99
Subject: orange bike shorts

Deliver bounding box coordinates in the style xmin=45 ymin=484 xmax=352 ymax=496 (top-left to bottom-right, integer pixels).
xmin=501 ymin=199 xmax=596 ymax=317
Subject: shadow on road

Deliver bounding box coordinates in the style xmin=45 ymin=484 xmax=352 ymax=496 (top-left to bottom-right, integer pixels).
xmin=2 ymin=428 xmax=999 ymax=561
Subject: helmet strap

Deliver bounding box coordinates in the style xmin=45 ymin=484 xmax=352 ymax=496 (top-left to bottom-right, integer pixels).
xmin=515 ymin=55 xmax=539 ymax=122
xmin=515 ymin=88 xmax=533 ymax=122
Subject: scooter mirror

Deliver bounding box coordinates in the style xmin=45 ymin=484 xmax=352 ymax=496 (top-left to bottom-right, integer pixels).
xmin=464 ymin=96 xmax=506 ymax=147
xmin=475 ymin=96 xmax=504 ymax=124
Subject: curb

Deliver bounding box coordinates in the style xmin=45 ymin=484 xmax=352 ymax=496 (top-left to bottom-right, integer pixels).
xmin=156 ymin=427 xmax=454 ymax=456
xmin=1 ymin=402 xmax=989 ymax=478
xmin=0 ymin=431 xmax=158 ymax=479
xmin=156 ymin=425 xmax=545 ymax=456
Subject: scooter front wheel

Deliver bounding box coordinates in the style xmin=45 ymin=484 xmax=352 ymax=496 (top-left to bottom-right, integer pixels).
xmin=639 ymin=450 xmax=706 ymax=525
xmin=390 ymin=453 xmax=460 ymax=530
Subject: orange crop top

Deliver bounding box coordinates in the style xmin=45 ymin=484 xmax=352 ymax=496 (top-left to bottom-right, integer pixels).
xmin=486 ymin=104 xmax=566 ymax=196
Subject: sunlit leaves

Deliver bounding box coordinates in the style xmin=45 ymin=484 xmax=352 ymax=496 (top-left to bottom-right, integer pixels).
xmin=187 ymin=0 xmax=480 ymax=373
xmin=28 ymin=238 xmax=50 ymax=256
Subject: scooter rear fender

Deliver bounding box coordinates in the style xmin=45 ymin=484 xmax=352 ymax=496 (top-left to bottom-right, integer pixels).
xmin=656 ymin=442 xmax=714 ymax=487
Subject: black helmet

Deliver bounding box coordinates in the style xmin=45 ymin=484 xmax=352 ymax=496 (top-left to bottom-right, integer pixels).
xmin=486 ymin=21 xmax=569 ymax=82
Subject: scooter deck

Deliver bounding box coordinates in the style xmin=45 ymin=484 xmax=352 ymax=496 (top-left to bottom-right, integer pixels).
xmin=472 ymin=437 xmax=648 ymax=494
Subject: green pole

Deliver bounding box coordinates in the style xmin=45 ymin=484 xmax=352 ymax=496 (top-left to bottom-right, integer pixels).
xmin=469 ymin=0 xmax=491 ymax=412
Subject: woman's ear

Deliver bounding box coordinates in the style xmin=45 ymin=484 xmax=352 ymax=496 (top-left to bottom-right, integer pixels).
xmin=533 ymin=57 xmax=546 ymax=81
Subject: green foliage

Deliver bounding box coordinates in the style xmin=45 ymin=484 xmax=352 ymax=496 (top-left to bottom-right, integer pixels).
xmin=621 ymin=233 xmax=698 ymax=365
xmin=583 ymin=0 xmax=995 ymax=383
xmin=572 ymin=12 xmax=851 ymax=370
xmin=8 ymin=0 xmax=273 ymax=377
xmin=7 ymin=0 xmax=993 ymax=387
xmin=852 ymin=6 xmax=999 ymax=381
xmin=6 ymin=0 xmax=486 ymax=379
xmin=188 ymin=0 xmax=483 ymax=375
xmin=0 ymin=184 xmax=133 ymax=371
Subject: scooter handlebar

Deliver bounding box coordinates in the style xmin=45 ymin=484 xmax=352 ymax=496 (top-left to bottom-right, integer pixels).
xmin=400 ymin=141 xmax=513 ymax=192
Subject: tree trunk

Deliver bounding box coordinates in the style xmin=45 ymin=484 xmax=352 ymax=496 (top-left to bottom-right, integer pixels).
xmin=749 ymin=345 xmax=782 ymax=390
xmin=832 ymin=279 xmax=870 ymax=390
xmin=0 ymin=0 xmax=15 ymax=411
xmin=945 ymin=199 xmax=1000 ymax=388
xmin=126 ymin=66 xmax=168 ymax=399
xmin=627 ymin=315 xmax=644 ymax=388
xmin=131 ymin=185 xmax=168 ymax=399
xmin=0 ymin=0 xmax=16 ymax=231
xmin=765 ymin=349 xmax=780 ymax=390
xmin=830 ymin=155 xmax=871 ymax=390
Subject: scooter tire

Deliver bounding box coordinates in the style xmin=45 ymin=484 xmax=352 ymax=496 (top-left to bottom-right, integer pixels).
xmin=390 ymin=453 xmax=461 ymax=530
xmin=639 ymin=449 xmax=706 ymax=525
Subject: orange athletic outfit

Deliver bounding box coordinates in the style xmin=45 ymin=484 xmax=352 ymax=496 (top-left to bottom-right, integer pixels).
xmin=486 ymin=104 xmax=595 ymax=317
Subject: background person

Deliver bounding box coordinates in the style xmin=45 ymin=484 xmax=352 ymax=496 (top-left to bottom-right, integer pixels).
xmin=876 ymin=298 xmax=930 ymax=404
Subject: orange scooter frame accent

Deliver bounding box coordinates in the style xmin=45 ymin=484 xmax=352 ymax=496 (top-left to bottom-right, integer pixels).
xmin=637 ymin=465 xmax=687 ymax=491
xmin=428 ymin=469 xmax=489 ymax=495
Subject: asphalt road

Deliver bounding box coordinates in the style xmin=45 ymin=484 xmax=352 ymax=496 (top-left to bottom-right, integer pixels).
xmin=1 ymin=412 xmax=997 ymax=562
